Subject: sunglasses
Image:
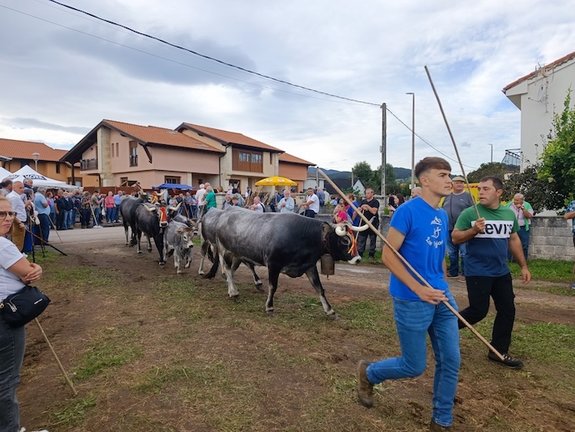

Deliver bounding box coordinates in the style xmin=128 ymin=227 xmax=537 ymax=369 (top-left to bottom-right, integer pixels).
xmin=0 ymin=211 xmax=17 ymax=220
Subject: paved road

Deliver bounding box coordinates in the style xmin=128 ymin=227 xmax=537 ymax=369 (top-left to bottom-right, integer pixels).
xmin=48 ymin=225 xmax=125 ymax=245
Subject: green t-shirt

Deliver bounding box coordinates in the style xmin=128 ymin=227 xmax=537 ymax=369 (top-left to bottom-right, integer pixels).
xmin=454 ymin=204 xmax=518 ymax=277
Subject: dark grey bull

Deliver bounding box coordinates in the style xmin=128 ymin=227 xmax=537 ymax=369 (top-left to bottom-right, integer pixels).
xmin=133 ymin=203 xmax=169 ymax=265
xmin=164 ymin=220 xmax=197 ymax=274
xmin=119 ymin=196 xmax=143 ymax=246
xmin=204 ymin=206 xmax=366 ymax=316
xmin=198 ymin=208 xmax=263 ymax=288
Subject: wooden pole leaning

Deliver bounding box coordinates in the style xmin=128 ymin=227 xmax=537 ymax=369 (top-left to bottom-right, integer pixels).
xmin=318 ymin=168 xmax=505 ymax=361
xmin=423 ymin=65 xmax=481 ymax=220
xmin=34 ymin=318 xmax=78 ymax=396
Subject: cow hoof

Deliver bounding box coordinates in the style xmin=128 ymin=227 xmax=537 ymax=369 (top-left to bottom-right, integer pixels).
xmin=229 ymin=294 xmax=240 ymax=302
xmin=137 ymin=251 xmax=142 ymax=254
xmin=327 ymin=313 xmax=339 ymax=321
xmin=159 ymin=261 xmax=166 ymax=267
xmin=255 ymin=285 xmax=265 ymax=292
xmin=198 ymin=270 xmax=205 ymax=275
xmin=266 ymin=307 xmax=274 ymax=314
xmin=177 ymin=270 xmax=183 ymax=274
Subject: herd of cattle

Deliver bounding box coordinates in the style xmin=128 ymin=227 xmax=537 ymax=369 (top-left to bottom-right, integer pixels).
xmin=119 ymin=196 xmax=369 ymax=315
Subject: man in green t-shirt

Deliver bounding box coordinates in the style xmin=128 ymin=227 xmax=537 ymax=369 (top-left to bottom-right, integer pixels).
xmin=452 ymin=176 xmax=531 ymax=369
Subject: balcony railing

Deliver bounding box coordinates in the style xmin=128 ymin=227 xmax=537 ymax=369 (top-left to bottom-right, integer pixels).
xmin=80 ymin=158 xmax=98 ymax=170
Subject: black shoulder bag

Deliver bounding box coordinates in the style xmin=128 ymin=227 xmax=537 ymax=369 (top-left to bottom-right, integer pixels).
xmin=0 ymin=285 xmax=51 ymax=327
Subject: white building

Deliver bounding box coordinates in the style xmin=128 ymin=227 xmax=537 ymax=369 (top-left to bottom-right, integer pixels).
xmin=503 ymin=50 xmax=575 ymax=170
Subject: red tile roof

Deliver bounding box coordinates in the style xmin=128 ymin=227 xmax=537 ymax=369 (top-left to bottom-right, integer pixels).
xmin=0 ymin=138 xmax=67 ymax=161
xmin=503 ymin=50 xmax=575 ymax=92
xmin=177 ymin=122 xmax=283 ymax=152
xmin=279 ymin=152 xmax=314 ymax=166
xmin=104 ymin=120 xmax=223 ymax=153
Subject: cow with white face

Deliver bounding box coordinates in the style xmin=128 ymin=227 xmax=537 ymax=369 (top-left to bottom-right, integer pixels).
xmin=164 ymin=219 xmax=197 ymax=274
xmin=205 ymin=206 xmax=367 ymax=316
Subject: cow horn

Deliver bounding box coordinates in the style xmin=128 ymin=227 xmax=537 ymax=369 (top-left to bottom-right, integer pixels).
xmin=349 ymin=223 xmax=370 ymax=232
xmin=335 ymin=225 xmax=347 ymax=236
xmin=170 ymin=202 xmax=182 ymax=211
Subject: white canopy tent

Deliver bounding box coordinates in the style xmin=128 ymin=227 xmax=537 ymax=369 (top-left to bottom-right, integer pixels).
xmin=0 ymin=166 xmax=11 ymax=181
xmin=8 ymin=165 xmax=78 ymax=191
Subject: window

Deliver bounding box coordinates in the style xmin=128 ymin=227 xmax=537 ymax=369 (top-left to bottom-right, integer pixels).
xmin=56 ymin=163 xmax=61 ymax=174
xmin=232 ymin=148 xmax=263 ymax=172
xmin=120 ymin=177 xmax=128 ymax=186
xmin=164 ymin=176 xmax=181 ymax=184
xmin=116 ymin=142 xmax=119 ymax=158
xmin=129 ymin=141 xmax=138 ymax=167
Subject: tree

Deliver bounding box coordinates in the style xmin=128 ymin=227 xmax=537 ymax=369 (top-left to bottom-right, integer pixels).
xmin=539 ymin=90 xmax=575 ymax=206
xmin=372 ymin=163 xmax=396 ymax=194
xmin=503 ymin=165 xmax=561 ymax=213
xmin=352 ymin=162 xmax=374 ymax=186
xmin=466 ymin=162 xmax=519 ymax=183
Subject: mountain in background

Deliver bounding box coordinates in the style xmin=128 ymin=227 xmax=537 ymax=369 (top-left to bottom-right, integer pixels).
xmin=308 ymin=166 xmax=412 ymax=181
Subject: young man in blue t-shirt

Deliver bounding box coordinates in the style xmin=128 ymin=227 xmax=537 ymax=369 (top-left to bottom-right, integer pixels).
xmin=357 ymin=157 xmax=460 ymax=431
xmin=453 ymin=176 xmax=531 ymax=369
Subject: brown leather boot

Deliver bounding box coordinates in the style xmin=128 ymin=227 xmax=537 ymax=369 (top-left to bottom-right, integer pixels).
xmin=357 ymin=360 xmax=374 ymax=408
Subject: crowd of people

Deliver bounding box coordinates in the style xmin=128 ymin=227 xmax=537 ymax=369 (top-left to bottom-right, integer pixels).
xmin=0 ymin=168 xmax=572 ymax=431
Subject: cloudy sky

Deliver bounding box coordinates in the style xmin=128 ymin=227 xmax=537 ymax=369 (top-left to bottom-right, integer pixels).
xmin=1 ymin=0 xmax=574 ymax=173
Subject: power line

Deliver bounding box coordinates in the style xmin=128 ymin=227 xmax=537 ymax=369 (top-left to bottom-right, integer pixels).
xmin=47 ymin=0 xmax=381 ymax=107
xmin=9 ymin=0 xmax=479 ymax=169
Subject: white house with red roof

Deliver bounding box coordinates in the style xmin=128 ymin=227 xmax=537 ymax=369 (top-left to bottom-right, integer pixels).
xmin=503 ymin=50 xmax=575 ymax=169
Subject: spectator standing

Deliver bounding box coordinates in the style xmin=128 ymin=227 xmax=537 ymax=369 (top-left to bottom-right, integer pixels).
xmin=278 ymin=189 xmax=295 ymax=214
xmin=564 ymin=199 xmax=575 ymax=289
xmin=203 ymin=184 xmax=217 ymax=215
xmin=33 ymin=187 xmax=51 ymax=244
xmin=104 ymin=191 xmax=115 ymax=223
xmin=249 ymin=196 xmax=265 ymax=212
xmin=195 ymin=183 xmax=206 ymax=216
xmin=346 ymin=193 xmax=362 ymax=227
xmin=7 ymin=182 xmax=28 ymax=251
xmin=356 ymin=157 xmax=459 ymax=431
xmin=113 ymin=191 xmax=123 ymax=222
xmin=0 ymin=178 xmax=12 ymax=197
xmin=0 ymin=195 xmax=45 ymax=432
xmin=410 ymin=186 xmax=422 ymax=199
xmin=452 ymin=176 xmax=531 ymax=369
xmin=504 ymin=193 xmax=534 ymax=260
xmin=46 ymin=191 xmax=56 ymax=227
xmin=442 ymin=176 xmax=475 ymax=278
xmin=91 ymin=192 xmax=103 ymax=226
xmin=80 ymin=191 xmax=92 ymax=228
xmin=222 ymin=193 xmax=233 ymax=210
xmin=332 ymin=202 xmax=349 ymax=223
xmin=357 ymin=188 xmax=380 ymax=262
xmin=301 ymin=187 xmax=320 ymax=218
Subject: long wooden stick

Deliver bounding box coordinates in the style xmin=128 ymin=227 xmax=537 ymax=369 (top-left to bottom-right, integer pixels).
xmin=424 ymin=65 xmax=481 ymax=220
xmin=34 ymin=318 xmax=78 ymax=396
xmin=318 ymin=169 xmax=505 ymax=361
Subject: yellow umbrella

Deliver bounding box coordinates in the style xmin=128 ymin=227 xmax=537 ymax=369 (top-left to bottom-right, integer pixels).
xmin=255 ymin=176 xmax=297 ymax=187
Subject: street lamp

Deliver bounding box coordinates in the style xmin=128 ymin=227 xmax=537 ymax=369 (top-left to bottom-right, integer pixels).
xmin=406 ymin=92 xmax=415 ymax=190
xmin=488 ymin=144 xmax=493 ymax=163
xmin=32 ymin=152 xmax=40 ymax=171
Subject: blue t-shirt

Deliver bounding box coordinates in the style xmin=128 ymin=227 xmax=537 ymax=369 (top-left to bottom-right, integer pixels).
xmin=389 ymin=197 xmax=449 ymax=301
xmin=567 ymin=200 xmax=575 ymax=234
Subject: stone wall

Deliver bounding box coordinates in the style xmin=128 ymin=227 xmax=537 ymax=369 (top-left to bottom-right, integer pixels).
xmin=529 ymin=217 xmax=574 ymax=260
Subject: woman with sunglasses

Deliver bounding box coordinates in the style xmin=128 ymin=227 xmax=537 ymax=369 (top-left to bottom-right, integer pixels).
xmin=0 ymin=195 xmax=44 ymax=432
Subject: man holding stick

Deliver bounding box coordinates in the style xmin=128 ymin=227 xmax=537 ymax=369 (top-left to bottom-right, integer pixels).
xmin=357 ymin=157 xmax=460 ymax=431
xmin=452 ymin=176 xmax=530 ymax=369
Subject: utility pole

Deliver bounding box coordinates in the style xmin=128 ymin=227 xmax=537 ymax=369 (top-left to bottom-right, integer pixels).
xmin=488 ymin=143 xmax=493 ymax=163
xmin=380 ymin=103 xmax=387 ymax=201
xmin=406 ymin=92 xmax=415 ymax=190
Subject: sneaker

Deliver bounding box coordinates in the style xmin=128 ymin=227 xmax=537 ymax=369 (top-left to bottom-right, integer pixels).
xmin=430 ymin=419 xmax=452 ymax=431
xmin=357 ymin=360 xmax=374 ymax=408
xmin=487 ymin=352 xmax=523 ymax=369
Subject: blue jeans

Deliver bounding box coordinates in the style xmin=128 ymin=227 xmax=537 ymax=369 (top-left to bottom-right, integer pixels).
xmin=0 ymin=317 xmax=26 ymax=432
xmin=447 ymin=231 xmax=466 ymax=276
xmin=366 ymin=293 xmax=460 ymax=427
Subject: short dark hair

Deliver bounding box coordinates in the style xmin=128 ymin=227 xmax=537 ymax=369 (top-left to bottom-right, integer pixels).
xmin=414 ymin=157 xmax=451 ymax=179
xmin=480 ymin=176 xmax=504 ymax=191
